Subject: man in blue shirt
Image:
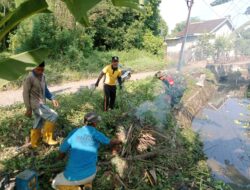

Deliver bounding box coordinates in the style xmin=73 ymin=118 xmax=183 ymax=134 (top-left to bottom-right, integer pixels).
xmin=52 ymin=112 xmax=121 ymax=190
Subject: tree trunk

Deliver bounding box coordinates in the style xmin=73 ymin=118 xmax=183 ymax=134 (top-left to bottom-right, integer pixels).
xmin=2 ymin=5 xmax=7 ymax=49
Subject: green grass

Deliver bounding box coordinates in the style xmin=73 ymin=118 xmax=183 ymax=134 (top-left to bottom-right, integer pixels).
xmin=0 ymin=78 xmax=231 ymax=189
xmin=0 ymin=49 xmax=168 ymax=90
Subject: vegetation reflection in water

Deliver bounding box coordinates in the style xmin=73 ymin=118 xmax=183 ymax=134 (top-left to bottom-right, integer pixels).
xmin=193 ymin=98 xmax=250 ymax=189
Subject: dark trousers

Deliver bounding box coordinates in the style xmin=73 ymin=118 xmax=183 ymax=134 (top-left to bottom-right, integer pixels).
xmin=104 ymin=84 xmax=116 ymax=111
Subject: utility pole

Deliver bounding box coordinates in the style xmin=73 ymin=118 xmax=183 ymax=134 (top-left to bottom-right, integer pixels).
xmin=177 ymin=0 xmax=194 ymax=71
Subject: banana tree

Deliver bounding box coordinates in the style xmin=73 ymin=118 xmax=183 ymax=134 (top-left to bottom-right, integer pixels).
xmin=0 ymin=0 xmax=143 ymax=87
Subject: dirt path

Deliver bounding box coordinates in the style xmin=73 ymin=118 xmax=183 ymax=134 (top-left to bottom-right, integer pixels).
xmin=0 ymin=71 xmax=157 ymax=107
xmin=2 ymin=59 xmax=248 ymax=107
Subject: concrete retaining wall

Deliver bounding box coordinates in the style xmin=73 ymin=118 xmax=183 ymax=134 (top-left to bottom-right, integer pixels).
xmin=175 ymin=81 xmax=217 ymax=127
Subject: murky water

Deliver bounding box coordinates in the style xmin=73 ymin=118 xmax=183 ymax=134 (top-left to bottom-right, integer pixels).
xmin=192 ymin=98 xmax=250 ymax=189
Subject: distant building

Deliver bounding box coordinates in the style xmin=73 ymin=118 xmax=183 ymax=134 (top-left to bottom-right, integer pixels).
xmin=166 ymin=18 xmax=235 ymax=63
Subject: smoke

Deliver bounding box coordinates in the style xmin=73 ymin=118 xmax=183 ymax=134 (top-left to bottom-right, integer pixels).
xmin=135 ymin=73 xmax=186 ymax=129
xmin=135 ymin=94 xmax=172 ymax=128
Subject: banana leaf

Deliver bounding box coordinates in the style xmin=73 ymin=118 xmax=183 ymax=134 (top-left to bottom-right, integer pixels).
xmin=111 ymin=0 xmax=144 ymax=11
xmin=62 ymin=0 xmax=143 ymax=26
xmin=61 ymin=0 xmax=102 ymax=26
xmin=210 ymin=0 xmax=232 ymax=6
xmin=15 ymin=0 xmax=27 ymax=7
xmin=0 ymin=0 xmax=49 ymax=41
xmin=0 ymin=48 xmax=50 ymax=86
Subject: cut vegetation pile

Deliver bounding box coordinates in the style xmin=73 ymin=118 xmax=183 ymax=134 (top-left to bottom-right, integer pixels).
xmin=0 ymin=75 xmax=230 ymax=189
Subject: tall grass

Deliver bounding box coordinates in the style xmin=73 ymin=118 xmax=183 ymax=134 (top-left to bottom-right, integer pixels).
xmin=46 ymin=49 xmax=168 ymax=79
xmin=0 ymin=78 xmax=230 ymax=189
xmin=107 ymin=49 xmax=167 ymax=72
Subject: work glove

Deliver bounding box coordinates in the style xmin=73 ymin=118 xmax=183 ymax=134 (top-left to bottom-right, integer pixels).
xmin=95 ymin=81 xmax=99 ymax=87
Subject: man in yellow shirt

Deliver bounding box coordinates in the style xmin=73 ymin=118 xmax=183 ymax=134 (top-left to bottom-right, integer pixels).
xmin=95 ymin=56 xmax=122 ymax=111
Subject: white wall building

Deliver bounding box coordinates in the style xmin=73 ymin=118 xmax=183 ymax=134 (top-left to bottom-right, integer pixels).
xmin=166 ymin=18 xmax=235 ymax=63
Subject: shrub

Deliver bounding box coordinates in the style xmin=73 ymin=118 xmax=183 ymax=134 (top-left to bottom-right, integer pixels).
xmin=143 ymin=30 xmax=163 ymax=55
xmin=8 ymin=14 xmax=94 ymax=59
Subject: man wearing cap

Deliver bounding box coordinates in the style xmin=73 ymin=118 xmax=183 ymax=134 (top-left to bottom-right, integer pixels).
xmin=95 ymin=56 xmax=122 ymax=111
xmin=23 ymin=61 xmax=59 ymax=148
xmin=52 ymin=112 xmax=121 ymax=190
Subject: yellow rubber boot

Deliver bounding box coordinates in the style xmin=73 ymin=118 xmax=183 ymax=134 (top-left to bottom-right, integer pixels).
xmin=42 ymin=121 xmax=58 ymax=145
xmin=56 ymin=185 xmax=81 ymax=190
xmin=30 ymin=129 xmax=41 ymax=148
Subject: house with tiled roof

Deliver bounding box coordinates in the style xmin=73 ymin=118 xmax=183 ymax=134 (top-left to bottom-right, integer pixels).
xmin=166 ymin=18 xmax=235 ymax=62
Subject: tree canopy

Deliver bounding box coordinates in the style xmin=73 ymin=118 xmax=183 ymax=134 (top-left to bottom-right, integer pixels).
xmin=0 ymin=0 xmax=167 ymax=85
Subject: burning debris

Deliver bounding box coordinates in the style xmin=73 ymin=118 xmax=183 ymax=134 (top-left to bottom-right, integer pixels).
xmin=137 ymin=132 xmax=156 ymax=153
xmin=135 ymin=95 xmax=171 ymax=128
xmin=135 ymin=71 xmax=186 ymax=128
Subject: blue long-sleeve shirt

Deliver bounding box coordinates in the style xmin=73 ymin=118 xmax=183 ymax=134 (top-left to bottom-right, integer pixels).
xmin=45 ymin=84 xmax=55 ymax=100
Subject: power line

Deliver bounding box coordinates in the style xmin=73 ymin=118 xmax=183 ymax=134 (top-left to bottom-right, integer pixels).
xmin=230 ymin=0 xmax=249 ymax=16
xmin=201 ymin=0 xmax=249 ymax=29
xmin=228 ymin=0 xmax=250 ymax=27
xmin=193 ymin=0 xmax=250 ymax=28
xmin=219 ymin=0 xmax=246 ymax=17
xmin=221 ymin=0 xmax=237 ymax=16
xmin=221 ymin=0 xmax=250 ymax=18
xmin=200 ymin=0 xmax=238 ymax=34
xmin=201 ymin=0 xmax=222 ymax=18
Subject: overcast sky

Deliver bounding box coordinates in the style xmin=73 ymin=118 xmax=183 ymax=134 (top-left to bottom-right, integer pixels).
xmin=159 ymin=0 xmax=250 ymax=32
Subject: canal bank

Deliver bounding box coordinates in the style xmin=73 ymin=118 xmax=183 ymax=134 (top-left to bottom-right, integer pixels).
xmin=175 ymin=73 xmax=250 ymax=189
